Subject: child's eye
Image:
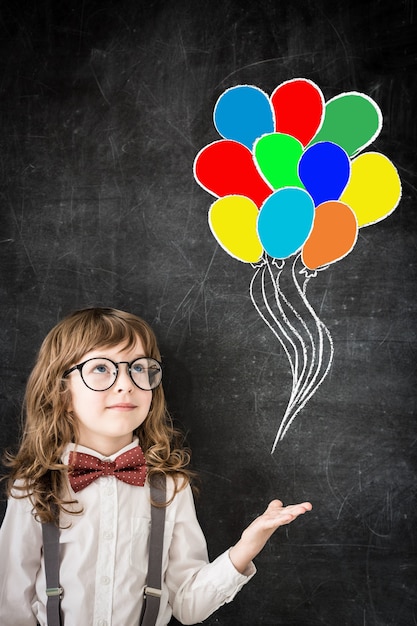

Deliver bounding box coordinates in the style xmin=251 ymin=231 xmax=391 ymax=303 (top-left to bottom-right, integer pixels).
xmin=131 ymin=363 xmax=144 ymax=374
xmin=86 ymin=360 xmax=114 ymax=375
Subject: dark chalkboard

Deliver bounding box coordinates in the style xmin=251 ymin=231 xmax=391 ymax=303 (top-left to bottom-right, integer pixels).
xmin=1 ymin=1 xmax=416 ymax=624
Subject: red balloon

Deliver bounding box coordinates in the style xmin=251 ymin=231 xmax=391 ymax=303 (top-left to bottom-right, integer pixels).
xmin=194 ymin=140 xmax=272 ymax=208
xmin=271 ymin=79 xmax=324 ymax=147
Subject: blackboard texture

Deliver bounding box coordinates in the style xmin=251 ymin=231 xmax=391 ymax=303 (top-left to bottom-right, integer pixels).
xmin=1 ymin=1 xmax=416 ymax=624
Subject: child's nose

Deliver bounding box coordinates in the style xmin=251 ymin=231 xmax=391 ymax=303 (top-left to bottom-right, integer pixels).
xmin=115 ymin=364 xmax=134 ymax=391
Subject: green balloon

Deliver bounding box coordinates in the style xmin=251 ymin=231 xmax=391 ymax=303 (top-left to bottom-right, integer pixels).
xmin=308 ymin=93 xmax=382 ymax=157
xmin=255 ymin=133 xmax=305 ymax=190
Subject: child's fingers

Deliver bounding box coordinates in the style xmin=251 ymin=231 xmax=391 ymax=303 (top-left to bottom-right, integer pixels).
xmin=267 ymin=500 xmax=312 ymax=514
xmin=262 ymin=500 xmax=312 ymax=528
xmin=239 ymin=499 xmax=312 ymax=553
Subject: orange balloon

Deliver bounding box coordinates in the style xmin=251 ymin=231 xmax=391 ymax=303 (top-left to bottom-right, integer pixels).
xmin=302 ymin=201 xmax=358 ymax=270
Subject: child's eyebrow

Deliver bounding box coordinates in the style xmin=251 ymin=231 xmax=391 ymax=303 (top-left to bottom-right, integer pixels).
xmin=96 ymin=354 xmax=150 ymax=360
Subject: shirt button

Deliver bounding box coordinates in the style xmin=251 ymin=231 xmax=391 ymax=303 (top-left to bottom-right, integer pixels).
xmin=97 ymin=620 xmax=108 ymax=626
xmin=101 ymin=576 xmax=110 ymax=585
xmin=103 ymin=530 xmax=113 ymax=540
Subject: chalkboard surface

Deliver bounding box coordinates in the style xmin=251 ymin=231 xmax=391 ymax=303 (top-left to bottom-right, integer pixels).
xmin=1 ymin=1 xmax=416 ymax=624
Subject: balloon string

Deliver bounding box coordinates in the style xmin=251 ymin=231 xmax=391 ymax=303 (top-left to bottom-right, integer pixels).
xmin=249 ymin=263 xmax=298 ymax=381
xmin=290 ymin=256 xmax=334 ymax=409
xmin=270 ymin=255 xmax=319 ymax=447
xmin=249 ymin=254 xmax=334 ymax=452
xmin=271 ymin=257 xmax=334 ymax=450
xmin=272 ymin=320 xmax=333 ymax=450
xmin=250 ymin=256 xmax=314 ymax=443
xmin=264 ymin=258 xmax=314 ymax=412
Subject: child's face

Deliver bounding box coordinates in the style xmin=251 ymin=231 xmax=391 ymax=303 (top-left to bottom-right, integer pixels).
xmin=66 ymin=338 xmax=153 ymax=455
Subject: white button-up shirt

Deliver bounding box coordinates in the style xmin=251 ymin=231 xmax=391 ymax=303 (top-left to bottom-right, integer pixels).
xmin=0 ymin=439 xmax=255 ymax=626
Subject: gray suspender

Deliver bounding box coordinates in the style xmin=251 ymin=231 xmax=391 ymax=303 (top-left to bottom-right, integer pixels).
xmin=42 ymin=475 xmax=166 ymax=626
xmin=140 ymin=474 xmax=167 ymax=626
xmin=43 ymin=508 xmax=62 ymax=626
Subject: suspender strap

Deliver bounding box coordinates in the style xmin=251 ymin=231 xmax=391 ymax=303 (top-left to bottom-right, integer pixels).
xmin=42 ymin=512 xmax=63 ymax=626
xmin=42 ymin=475 xmax=167 ymax=626
xmin=140 ymin=474 xmax=167 ymax=626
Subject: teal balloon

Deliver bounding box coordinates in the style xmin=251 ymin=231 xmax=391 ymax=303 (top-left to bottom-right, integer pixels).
xmin=257 ymin=188 xmax=315 ymax=259
xmin=214 ymin=86 xmax=274 ymax=150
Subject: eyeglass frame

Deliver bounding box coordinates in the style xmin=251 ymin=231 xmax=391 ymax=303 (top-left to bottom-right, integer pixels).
xmin=63 ymin=356 xmax=163 ymax=392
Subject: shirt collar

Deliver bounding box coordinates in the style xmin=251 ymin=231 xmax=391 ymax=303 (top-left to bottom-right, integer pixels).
xmin=62 ymin=437 xmax=140 ymax=464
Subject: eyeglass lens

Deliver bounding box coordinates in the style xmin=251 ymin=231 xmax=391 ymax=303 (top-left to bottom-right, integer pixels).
xmin=80 ymin=358 xmax=162 ymax=391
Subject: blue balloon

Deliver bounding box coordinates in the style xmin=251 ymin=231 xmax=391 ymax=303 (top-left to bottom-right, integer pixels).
xmin=298 ymin=141 xmax=350 ymax=206
xmin=214 ymin=86 xmax=274 ymax=151
xmin=257 ymin=188 xmax=315 ymax=259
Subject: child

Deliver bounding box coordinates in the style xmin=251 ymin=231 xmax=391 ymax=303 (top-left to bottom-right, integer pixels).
xmin=0 ymin=307 xmax=312 ymax=626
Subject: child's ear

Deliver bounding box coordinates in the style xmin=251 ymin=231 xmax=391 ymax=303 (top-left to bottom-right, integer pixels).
xmin=63 ymin=386 xmax=73 ymax=413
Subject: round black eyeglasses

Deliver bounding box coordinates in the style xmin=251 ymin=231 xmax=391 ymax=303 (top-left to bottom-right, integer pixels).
xmin=63 ymin=357 xmax=162 ymax=392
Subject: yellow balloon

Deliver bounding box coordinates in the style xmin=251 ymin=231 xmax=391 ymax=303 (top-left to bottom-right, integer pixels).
xmin=209 ymin=195 xmax=263 ymax=263
xmin=341 ymin=152 xmax=401 ymax=227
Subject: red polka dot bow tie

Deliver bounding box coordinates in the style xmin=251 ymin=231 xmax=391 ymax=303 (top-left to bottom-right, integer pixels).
xmin=68 ymin=446 xmax=147 ymax=492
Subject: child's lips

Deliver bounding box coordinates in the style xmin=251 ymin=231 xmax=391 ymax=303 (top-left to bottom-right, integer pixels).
xmin=107 ymin=403 xmax=137 ymax=410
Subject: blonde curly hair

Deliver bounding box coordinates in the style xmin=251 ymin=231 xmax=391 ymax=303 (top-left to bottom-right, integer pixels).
xmin=5 ymin=307 xmax=194 ymax=524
